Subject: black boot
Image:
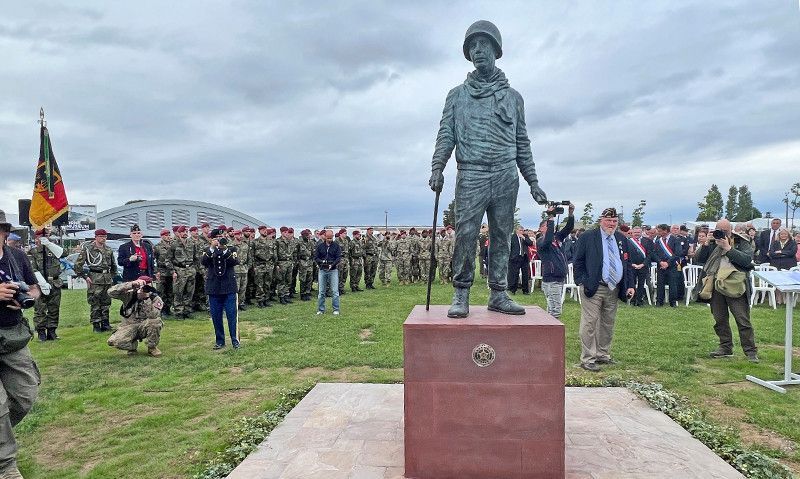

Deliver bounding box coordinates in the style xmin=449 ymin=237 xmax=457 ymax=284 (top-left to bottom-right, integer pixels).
xmin=163 ymin=307 xmax=172 ymax=317
xmin=92 ymin=322 xmax=103 ymax=333
xmin=100 ymin=319 xmax=114 ymax=332
xmin=447 ymin=288 xmax=470 ymax=318
xmin=38 ymin=330 xmax=48 ymax=342
xmin=46 ymin=328 xmax=59 ymax=340
xmin=283 ymin=295 xmax=293 ymax=304
xmin=264 ymin=300 xmax=272 ymax=307
xmin=279 ymin=296 xmax=287 ymax=305
xmin=238 ymin=304 xmax=246 ymax=311
xmin=488 ymin=290 xmax=525 ymax=315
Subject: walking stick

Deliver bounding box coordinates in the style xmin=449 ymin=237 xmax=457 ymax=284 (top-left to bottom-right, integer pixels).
xmin=426 ymin=190 xmax=441 ymax=310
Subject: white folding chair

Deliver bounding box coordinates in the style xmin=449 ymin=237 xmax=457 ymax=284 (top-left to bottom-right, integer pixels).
xmin=789 ymin=266 xmax=800 ymax=273
xmin=531 ymin=259 xmax=542 ymax=291
xmin=750 ymin=270 xmax=776 ymax=309
xmin=755 ymin=264 xmax=778 ymax=272
xmin=682 ymin=265 xmax=702 ymax=306
xmin=649 ymin=262 xmax=659 ymax=299
xmin=561 ymin=263 xmax=580 ymax=304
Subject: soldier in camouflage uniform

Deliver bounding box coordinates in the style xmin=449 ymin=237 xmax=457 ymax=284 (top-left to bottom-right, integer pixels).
xmin=362 ymin=227 xmax=379 ymax=289
xmin=419 ymin=229 xmax=433 ymax=284
xmin=154 ymin=229 xmax=174 ymax=317
xmin=297 ymin=229 xmax=316 ymax=300
xmin=74 ymin=229 xmax=117 ymax=332
xmin=28 ymin=228 xmax=66 ymax=341
xmin=107 ymin=277 xmax=163 ymax=357
xmin=275 ymin=226 xmax=296 ymax=304
xmin=190 ymin=226 xmax=210 ymax=312
xmin=409 ymin=228 xmax=421 ymax=283
xmin=232 ymin=230 xmax=251 ymax=310
xmin=169 ymin=226 xmax=196 ymax=319
xmin=288 ymin=228 xmax=300 ymax=298
xmin=253 ymin=226 xmax=277 ymax=307
xmin=349 ymin=230 xmax=365 ymax=292
xmin=377 ymin=231 xmax=394 ymax=286
xmin=335 ymin=229 xmax=350 ymax=295
xmin=437 ymin=227 xmax=454 ymax=283
xmin=395 ymin=231 xmax=413 ymax=285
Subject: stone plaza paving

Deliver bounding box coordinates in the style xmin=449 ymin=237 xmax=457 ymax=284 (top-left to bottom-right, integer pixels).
xmin=227 ymin=383 xmax=744 ymax=479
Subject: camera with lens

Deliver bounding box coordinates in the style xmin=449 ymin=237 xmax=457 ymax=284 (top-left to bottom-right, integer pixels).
xmin=3 ymin=281 xmax=35 ymax=309
xmin=712 ymin=229 xmax=726 ymax=240
xmin=547 ymin=200 xmax=571 ymax=216
xmin=140 ymin=284 xmax=160 ymax=300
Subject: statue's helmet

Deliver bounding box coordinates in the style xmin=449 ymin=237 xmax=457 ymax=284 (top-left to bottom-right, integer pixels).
xmin=463 ymin=20 xmax=503 ymax=61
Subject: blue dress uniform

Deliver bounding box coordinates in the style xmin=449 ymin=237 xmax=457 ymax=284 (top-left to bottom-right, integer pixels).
xmin=201 ymin=242 xmax=240 ymax=349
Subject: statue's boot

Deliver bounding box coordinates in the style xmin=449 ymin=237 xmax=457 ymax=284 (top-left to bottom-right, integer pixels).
xmin=488 ymin=289 xmax=525 ymax=315
xmin=447 ymin=287 xmax=470 ymax=318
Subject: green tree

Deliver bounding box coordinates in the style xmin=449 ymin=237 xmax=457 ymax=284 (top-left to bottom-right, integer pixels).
xmin=725 ymin=185 xmax=738 ymax=220
xmin=697 ymin=184 xmax=723 ymax=221
xmin=631 ymin=199 xmax=646 ymax=227
xmin=734 ymin=185 xmax=757 ymax=221
xmin=442 ymin=198 xmax=456 ymax=228
xmin=782 ymin=182 xmax=800 ymax=227
xmin=579 ymin=202 xmax=594 ymax=226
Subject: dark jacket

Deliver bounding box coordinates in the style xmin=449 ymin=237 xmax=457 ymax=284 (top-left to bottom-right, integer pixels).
xmin=509 ymin=233 xmax=533 ymax=260
xmin=315 ymin=241 xmax=341 ymax=271
xmin=757 ymin=229 xmax=779 ymax=263
xmin=627 ymin=238 xmax=647 ymax=265
xmin=201 ymin=246 xmax=239 ymax=295
xmin=652 ymin=235 xmax=683 ymax=267
xmin=117 ymin=240 xmax=155 ymax=282
xmin=640 ymin=237 xmax=657 ymax=264
xmin=768 ymin=238 xmax=797 ymax=271
xmin=573 ymin=228 xmax=634 ymax=299
xmin=537 ymin=216 xmax=574 ymax=282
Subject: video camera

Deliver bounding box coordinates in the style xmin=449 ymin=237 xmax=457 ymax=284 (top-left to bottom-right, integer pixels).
xmin=547 ymin=200 xmax=571 ymax=216
xmin=712 ymin=229 xmax=726 ymax=240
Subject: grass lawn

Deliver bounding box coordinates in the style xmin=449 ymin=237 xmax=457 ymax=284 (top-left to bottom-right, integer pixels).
xmin=14 ymin=276 xmax=800 ymax=478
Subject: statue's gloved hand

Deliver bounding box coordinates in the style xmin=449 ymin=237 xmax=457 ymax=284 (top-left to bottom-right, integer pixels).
xmin=429 ymin=170 xmax=444 ymax=192
xmin=530 ymin=182 xmax=548 ymax=205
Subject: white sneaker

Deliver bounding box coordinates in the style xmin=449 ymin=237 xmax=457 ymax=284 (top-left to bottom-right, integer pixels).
xmin=316 ymin=311 xmax=324 ymax=315
xmin=333 ymin=310 xmax=340 ymax=315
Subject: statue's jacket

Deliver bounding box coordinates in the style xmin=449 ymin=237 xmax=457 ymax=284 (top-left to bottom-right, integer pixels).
xmin=431 ymin=68 xmax=538 ymax=186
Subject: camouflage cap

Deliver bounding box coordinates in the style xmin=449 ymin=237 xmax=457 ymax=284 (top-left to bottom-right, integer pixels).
xmin=600 ymin=208 xmax=618 ymax=218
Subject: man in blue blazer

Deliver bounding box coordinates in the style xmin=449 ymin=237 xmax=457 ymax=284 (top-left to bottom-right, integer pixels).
xmin=573 ymin=208 xmax=635 ymax=372
xmin=652 ymin=224 xmax=684 ymax=307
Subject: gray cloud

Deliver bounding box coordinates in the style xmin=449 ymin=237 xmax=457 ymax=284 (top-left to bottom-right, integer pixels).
xmin=2 ymin=1 xmax=799 ymax=229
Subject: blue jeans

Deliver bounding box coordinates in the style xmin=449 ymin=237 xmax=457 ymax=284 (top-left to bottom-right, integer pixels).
xmin=317 ymin=269 xmax=340 ymax=312
xmin=209 ymin=293 xmax=239 ymax=347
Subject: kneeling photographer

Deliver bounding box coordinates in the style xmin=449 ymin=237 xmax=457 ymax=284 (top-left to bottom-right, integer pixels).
xmin=694 ymin=219 xmax=758 ymax=362
xmin=107 ymin=275 xmax=164 ymax=357
xmin=0 ymin=209 xmax=41 ymax=478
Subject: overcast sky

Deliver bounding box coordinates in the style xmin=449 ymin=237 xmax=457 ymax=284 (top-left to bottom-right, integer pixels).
xmin=2 ymin=1 xmax=799 ymax=228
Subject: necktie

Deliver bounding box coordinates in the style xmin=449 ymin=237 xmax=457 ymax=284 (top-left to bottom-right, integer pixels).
xmin=606 ymin=235 xmax=619 ymax=286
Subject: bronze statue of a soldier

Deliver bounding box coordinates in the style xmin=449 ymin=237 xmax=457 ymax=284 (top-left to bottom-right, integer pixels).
xmin=429 ymin=20 xmax=548 ymax=318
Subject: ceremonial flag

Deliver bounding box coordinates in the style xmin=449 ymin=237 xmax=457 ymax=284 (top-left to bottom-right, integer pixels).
xmin=30 ymin=113 xmax=68 ymax=229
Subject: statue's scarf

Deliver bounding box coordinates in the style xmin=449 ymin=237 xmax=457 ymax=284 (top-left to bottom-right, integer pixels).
xmin=464 ymin=68 xmax=513 ymax=123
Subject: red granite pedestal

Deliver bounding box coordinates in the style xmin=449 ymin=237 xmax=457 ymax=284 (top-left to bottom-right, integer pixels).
xmin=404 ymin=305 xmax=565 ymax=479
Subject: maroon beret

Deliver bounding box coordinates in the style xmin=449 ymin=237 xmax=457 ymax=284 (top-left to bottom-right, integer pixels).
xmin=217 ymin=224 xmax=226 ymax=230
xmin=200 ymin=223 xmax=210 ymax=228
xmin=189 ymin=226 xmax=198 ymax=232
xmin=172 ymin=226 xmax=179 ymax=232
xmin=353 ymin=230 xmax=361 ymax=235
xmin=287 ymin=227 xmax=294 ymax=233
xmin=233 ymin=229 xmax=243 ymax=235
xmin=137 ymin=275 xmax=153 ymax=283
xmin=619 ymin=224 xmax=630 ymax=232
xmin=176 ymin=225 xmax=187 ymax=233
xmin=34 ymin=229 xmax=46 ymax=237
xmin=266 ymin=228 xmax=276 ymax=234
xmin=95 ymin=229 xmax=108 ymax=237
xmin=258 ymin=225 xmax=267 ymax=230
xmin=160 ymin=229 xmax=170 ymax=236
xmin=280 ymin=226 xmax=288 ymax=232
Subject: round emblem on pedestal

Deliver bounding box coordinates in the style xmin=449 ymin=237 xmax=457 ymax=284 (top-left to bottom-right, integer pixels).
xmin=472 ymin=343 xmax=495 ymax=367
